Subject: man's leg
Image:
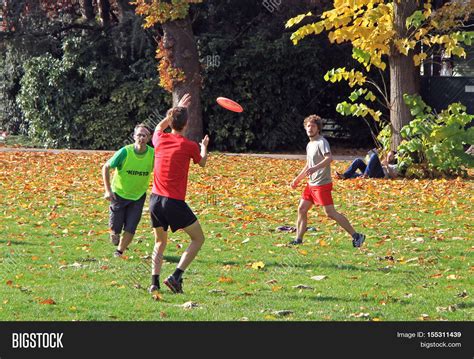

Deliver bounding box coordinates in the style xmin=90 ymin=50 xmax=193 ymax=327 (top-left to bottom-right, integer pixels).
xmin=164 ymin=220 xmax=204 ymax=294
xmin=117 ymin=231 xmax=133 ymax=253
xmin=323 ymin=204 xmax=366 ymax=247
xmin=343 ymin=158 xmax=366 ymax=179
xmin=292 ymin=199 xmax=312 ymax=244
xmin=116 ymin=194 xmax=146 ymax=255
xmin=109 ymin=196 xmax=125 ymax=246
xmin=152 ymin=227 xmax=168 ymax=275
xmin=365 ymin=154 xmax=385 ymax=178
xmin=177 ymin=220 xmax=205 ymax=271
xmin=323 ymin=204 xmax=355 ymax=236
xmin=148 ymin=227 xmax=167 ymax=292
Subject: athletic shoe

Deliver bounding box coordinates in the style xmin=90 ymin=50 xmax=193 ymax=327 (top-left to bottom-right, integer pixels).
xmin=148 ymin=285 xmax=160 ymax=293
xmin=289 ymin=238 xmax=303 ymax=245
xmin=352 ymin=233 xmax=366 ymax=248
xmin=113 ymin=249 xmax=123 ymax=258
xmin=164 ymin=275 xmax=183 ymax=294
xmin=110 ymin=233 xmax=120 ymax=246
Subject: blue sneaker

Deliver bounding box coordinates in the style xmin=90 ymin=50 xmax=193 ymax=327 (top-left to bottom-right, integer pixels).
xmin=352 ymin=233 xmax=366 ymax=248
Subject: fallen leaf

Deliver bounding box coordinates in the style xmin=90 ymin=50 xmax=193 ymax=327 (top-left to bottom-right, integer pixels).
xmin=208 ymin=289 xmax=226 ymax=294
xmin=39 ymin=298 xmax=56 ymax=305
xmin=311 ymin=275 xmax=327 ymax=281
xmin=292 ymin=284 xmax=314 ymax=290
xmin=152 ymin=292 xmax=162 ymax=301
xmin=446 ymin=274 xmax=460 ymax=280
xmin=218 ymin=276 xmax=234 ymax=283
xmin=181 ymin=301 xmax=199 ymax=310
xmin=272 ymin=310 xmax=293 ymax=316
xmin=419 ymin=314 xmax=430 ymax=320
xmin=251 ymin=261 xmax=265 ymax=270
xmin=349 ymin=312 xmax=370 ymax=318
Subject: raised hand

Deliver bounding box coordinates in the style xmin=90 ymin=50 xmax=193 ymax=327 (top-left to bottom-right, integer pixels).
xmin=177 ymin=93 xmax=191 ymax=108
xmin=200 ymin=134 xmax=209 ymax=147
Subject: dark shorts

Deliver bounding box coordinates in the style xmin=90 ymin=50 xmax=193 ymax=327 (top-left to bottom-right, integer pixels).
xmin=149 ymin=193 xmax=197 ymax=232
xmin=109 ymin=193 xmax=146 ymax=235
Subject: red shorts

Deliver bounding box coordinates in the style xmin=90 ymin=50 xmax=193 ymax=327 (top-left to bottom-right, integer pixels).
xmin=301 ymin=182 xmax=334 ymax=206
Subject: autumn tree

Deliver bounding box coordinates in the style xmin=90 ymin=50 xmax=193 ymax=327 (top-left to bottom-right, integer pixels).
xmin=133 ymin=0 xmax=203 ymax=142
xmin=287 ymin=0 xmax=473 ymax=149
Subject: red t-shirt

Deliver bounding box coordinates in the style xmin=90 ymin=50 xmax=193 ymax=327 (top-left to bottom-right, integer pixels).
xmin=152 ymin=130 xmax=202 ymax=200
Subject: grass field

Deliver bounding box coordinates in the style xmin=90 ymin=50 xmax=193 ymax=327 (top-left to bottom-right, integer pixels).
xmin=0 ymin=150 xmax=472 ymax=321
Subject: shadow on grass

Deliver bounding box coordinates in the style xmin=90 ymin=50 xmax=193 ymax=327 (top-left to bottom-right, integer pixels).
xmin=0 ymin=240 xmax=35 ymax=246
xmin=164 ymin=255 xmax=181 ymax=263
xmin=262 ymin=260 xmax=377 ymax=273
xmin=456 ymin=302 xmax=474 ymax=310
xmin=286 ymin=294 xmax=346 ymax=302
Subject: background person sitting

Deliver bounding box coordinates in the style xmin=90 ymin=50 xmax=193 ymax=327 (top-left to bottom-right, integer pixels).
xmin=336 ymin=150 xmax=398 ymax=179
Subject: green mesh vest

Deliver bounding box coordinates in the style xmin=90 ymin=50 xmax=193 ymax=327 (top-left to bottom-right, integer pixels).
xmin=111 ymin=144 xmax=154 ymax=200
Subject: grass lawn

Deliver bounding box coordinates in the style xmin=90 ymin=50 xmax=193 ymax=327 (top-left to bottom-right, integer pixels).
xmin=0 ymin=150 xmax=472 ymax=321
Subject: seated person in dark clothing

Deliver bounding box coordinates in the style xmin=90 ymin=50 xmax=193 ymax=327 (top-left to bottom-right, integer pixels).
xmin=336 ymin=150 xmax=398 ymax=179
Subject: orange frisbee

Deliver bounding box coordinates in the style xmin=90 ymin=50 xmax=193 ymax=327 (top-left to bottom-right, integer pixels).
xmin=216 ymin=97 xmax=243 ymax=113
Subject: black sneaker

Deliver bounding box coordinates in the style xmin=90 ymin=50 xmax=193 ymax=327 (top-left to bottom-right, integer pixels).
xmin=148 ymin=285 xmax=160 ymax=293
xmin=113 ymin=249 xmax=123 ymax=258
xmin=164 ymin=275 xmax=183 ymax=294
xmin=352 ymin=233 xmax=366 ymax=248
xmin=289 ymin=238 xmax=303 ymax=245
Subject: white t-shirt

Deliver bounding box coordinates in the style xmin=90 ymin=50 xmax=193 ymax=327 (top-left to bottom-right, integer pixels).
xmin=382 ymin=164 xmax=398 ymax=178
xmin=306 ymin=136 xmax=332 ymax=186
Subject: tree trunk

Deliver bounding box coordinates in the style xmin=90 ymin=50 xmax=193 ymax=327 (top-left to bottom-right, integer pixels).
xmin=162 ymin=17 xmax=203 ymax=142
xmin=98 ymin=0 xmax=111 ymax=27
xmin=116 ymin=0 xmax=134 ymax=21
xmin=389 ymin=0 xmax=419 ymax=150
xmin=79 ymin=0 xmax=94 ymax=22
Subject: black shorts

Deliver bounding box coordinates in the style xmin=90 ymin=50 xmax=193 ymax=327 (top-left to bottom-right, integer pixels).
xmin=109 ymin=193 xmax=146 ymax=235
xmin=149 ymin=193 xmax=197 ymax=232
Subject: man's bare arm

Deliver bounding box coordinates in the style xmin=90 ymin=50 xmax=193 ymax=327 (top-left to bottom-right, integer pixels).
xmin=306 ymin=153 xmax=333 ymax=176
xmin=102 ymin=163 xmax=116 ymax=201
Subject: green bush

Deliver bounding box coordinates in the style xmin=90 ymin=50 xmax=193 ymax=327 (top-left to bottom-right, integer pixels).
xmin=398 ymin=94 xmax=474 ymax=178
xmin=17 ymin=33 xmax=169 ymax=149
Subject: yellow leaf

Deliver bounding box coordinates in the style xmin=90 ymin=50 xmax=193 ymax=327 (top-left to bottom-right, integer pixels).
xmin=218 ymin=276 xmax=234 ymax=283
xmin=446 ymin=274 xmax=460 ymax=280
xmin=251 ymin=261 xmax=265 ymax=270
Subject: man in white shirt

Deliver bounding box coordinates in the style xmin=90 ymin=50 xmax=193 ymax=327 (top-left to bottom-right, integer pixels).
xmin=290 ymin=115 xmax=366 ymax=248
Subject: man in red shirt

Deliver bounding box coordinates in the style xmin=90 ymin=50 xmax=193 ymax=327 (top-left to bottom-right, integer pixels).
xmin=148 ymin=94 xmax=210 ymax=294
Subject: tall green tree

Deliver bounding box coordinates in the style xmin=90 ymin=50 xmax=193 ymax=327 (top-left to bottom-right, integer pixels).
xmin=287 ymin=0 xmax=473 ymax=149
xmin=133 ymin=0 xmax=204 ymax=142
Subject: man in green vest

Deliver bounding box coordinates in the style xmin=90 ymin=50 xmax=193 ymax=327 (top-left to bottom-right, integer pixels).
xmin=102 ymin=124 xmax=154 ymax=257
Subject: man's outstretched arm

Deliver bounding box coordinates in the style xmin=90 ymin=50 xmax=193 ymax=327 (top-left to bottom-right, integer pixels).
xmin=198 ymin=135 xmax=209 ymax=167
xmin=155 ymin=93 xmax=192 ymax=132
